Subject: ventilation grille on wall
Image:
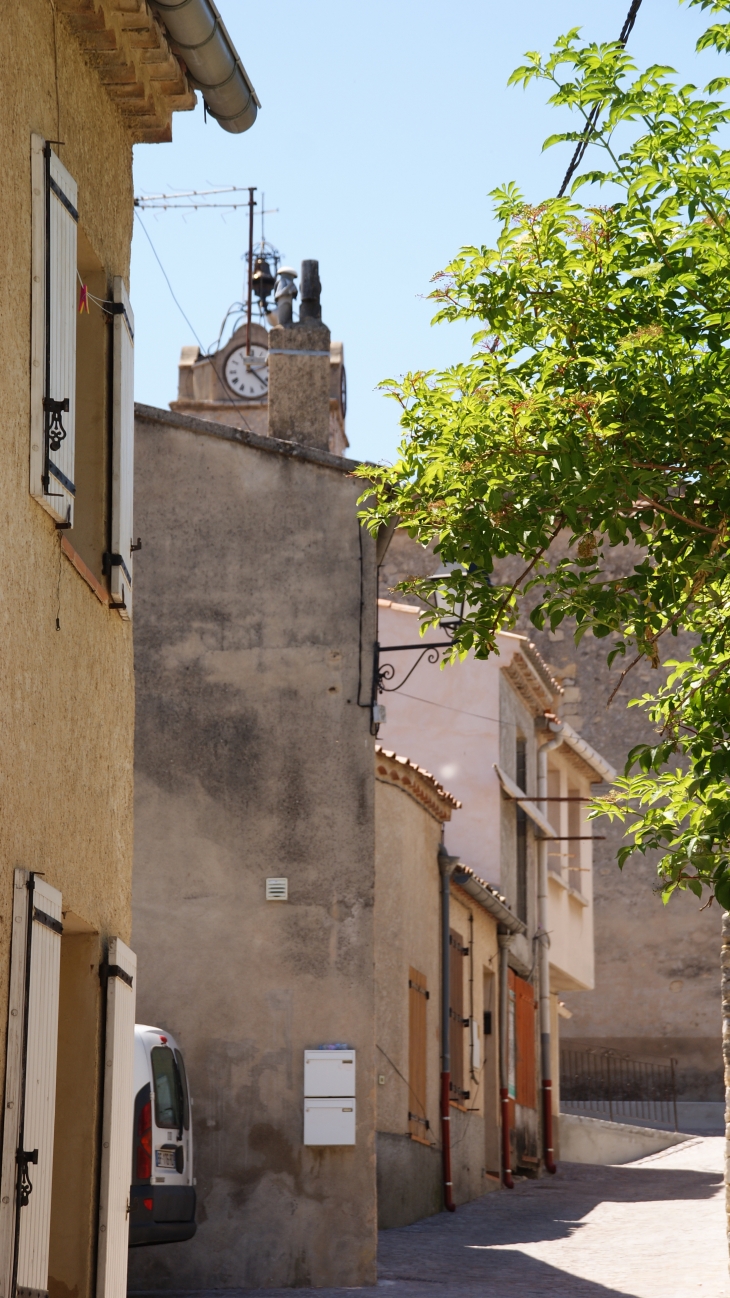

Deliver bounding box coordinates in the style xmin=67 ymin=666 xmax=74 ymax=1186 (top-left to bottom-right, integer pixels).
xmin=266 ymin=878 xmax=288 ymax=902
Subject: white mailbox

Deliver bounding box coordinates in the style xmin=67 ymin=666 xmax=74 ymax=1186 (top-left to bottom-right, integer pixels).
xmin=304 ymin=1050 xmax=356 ymax=1098
xmin=303 ymin=1050 xmax=356 ymax=1146
xmin=304 ymin=1098 xmax=356 ymax=1146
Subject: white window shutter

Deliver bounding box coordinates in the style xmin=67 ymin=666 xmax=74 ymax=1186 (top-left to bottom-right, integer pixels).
xmin=30 ymin=135 xmax=77 ymax=527
xmin=0 ymin=871 xmax=62 ymax=1298
xmin=110 ymin=278 xmax=135 ymax=620
xmin=96 ymin=938 xmax=137 ymax=1298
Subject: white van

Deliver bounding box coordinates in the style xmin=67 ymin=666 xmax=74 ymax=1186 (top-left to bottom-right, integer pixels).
xmin=129 ymin=1024 xmax=196 ymax=1247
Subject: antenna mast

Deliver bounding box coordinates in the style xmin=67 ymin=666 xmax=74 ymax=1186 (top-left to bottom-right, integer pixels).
xmin=246 ymin=187 xmax=256 ymax=356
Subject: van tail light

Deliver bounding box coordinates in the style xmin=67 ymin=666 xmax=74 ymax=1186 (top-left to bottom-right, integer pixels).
xmin=137 ymin=1100 xmax=152 ymax=1180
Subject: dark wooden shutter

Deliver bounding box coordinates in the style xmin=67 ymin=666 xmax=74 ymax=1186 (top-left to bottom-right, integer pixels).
xmin=449 ymin=930 xmax=467 ymax=1099
xmin=513 ymin=972 xmax=537 ymax=1109
xmin=408 ymin=967 xmax=428 ymax=1138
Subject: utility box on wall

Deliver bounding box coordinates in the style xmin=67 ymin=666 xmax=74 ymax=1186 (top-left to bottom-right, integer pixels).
xmin=303 ymin=1050 xmax=356 ymax=1146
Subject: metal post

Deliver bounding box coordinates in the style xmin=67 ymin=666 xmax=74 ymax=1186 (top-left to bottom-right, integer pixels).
xmin=438 ymin=847 xmax=458 ymax=1212
xmin=245 ymin=186 xmax=256 ymax=356
xmin=498 ymin=932 xmax=514 ymax=1188
xmin=671 ymin=1058 xmax=678 ymax=1132
xmin=607 ymin=1053 xmax=613 ymax=1125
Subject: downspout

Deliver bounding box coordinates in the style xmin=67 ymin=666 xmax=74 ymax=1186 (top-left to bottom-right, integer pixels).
xmin=498 ymin=931 xmax=514 ymax=1188
xmin=438 ymin=846 xmax=458 ymax=1212
xmin=149 ymin=0 xmax=260 ymax=134
xmin=537 ymin=720 xmax=564 ymax=1175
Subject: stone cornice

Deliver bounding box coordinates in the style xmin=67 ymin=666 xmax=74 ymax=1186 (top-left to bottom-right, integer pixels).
xmin=59 ymin=0 xmax=196 ymax=142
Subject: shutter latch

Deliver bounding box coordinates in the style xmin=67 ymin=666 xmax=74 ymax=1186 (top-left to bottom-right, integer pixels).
xmin=43 ymin=397 xmax=69 ymax=452
xmin=16 ymin=1148 xmax=38 ymax=1207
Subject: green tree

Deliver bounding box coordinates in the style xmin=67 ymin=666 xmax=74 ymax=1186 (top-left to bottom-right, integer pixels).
xmin=363 ymin=8 xmax=730 ymax=1230
xmin=361 ymin=1 xmax=730 ymax=916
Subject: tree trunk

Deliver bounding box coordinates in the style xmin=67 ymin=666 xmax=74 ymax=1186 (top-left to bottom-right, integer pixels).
xmin=717 ymin=908 xmax=722 ymax=1261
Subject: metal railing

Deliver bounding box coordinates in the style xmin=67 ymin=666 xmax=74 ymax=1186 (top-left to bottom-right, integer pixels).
xmin=560 ymin=1048 xmax=678 ymax=1131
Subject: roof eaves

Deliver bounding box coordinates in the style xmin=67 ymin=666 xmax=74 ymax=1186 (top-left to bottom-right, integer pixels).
xmin=452 ymin=864 xmax=526 ymax=935
xmin=559 ymin=721 xmax=616 ymax=784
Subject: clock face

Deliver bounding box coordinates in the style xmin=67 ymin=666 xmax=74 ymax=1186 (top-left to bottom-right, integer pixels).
xmin=224 ymin=344 xmax=268 ymax=399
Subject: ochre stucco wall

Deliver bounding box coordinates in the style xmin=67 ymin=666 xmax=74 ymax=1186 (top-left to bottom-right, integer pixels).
xmin=374 ymin=779 xmax=501 ymax=1223
xmin=1 ymin=20 xmax=135 ymax=1297
xmin=1 ymin=2 xmax=135 ymax=956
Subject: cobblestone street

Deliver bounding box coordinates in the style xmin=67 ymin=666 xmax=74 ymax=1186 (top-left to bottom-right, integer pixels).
xmin=148 ymin=1137 xmax=727 ymax=1298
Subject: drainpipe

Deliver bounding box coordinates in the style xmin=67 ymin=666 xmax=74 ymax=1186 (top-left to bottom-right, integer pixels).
xmin=537 ymin=720 xmax=564 ymax=1175
xmin=438 ymin=846 xmax=458 ymax=1212
xmin=498 ymin=931 xmax=514 ymax=1188
xmin=149 ymin=0 xmax=259 ymax=134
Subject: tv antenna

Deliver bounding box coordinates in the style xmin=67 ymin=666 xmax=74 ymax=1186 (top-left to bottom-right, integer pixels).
xmin=133 ymin=185 xmax=279 ymax=356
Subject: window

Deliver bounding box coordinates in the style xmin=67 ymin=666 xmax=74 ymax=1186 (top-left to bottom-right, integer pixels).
xmin=408 ymin=967 xmax=428 ymax=1138
xmin=568 ymin=788 xmax=582 ymax=893
xmin=547 ymin=768 xmax=562 ymax=877
xmin=515 ymin=737 xmax=528 ymax=922
xmin=31 ymin=136 xmax=77 ymax=527
xmin=30 ymin=135 xmax=136 ymax=617
xmin=151 ymin=1047 xmax=184 ymax=1132
xmin=449 ymin=930 xmax=468 ymax=1100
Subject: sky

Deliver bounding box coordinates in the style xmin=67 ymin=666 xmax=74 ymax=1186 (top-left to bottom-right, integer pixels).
xmin=132 ymin=0 xmax=718 ymax=465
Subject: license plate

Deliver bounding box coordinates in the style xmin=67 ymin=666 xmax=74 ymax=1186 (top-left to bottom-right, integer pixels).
xmin=155 ymin=1147 xmax=176 ymax=1169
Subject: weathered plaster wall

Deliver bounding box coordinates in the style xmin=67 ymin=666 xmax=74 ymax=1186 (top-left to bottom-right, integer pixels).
xmin=129 ymin=407 xmax=377 ymax=1289
xmin=376 ymin=602 xmax=504 ymax=882
xmin=498 ymin=673 xmax=539 ymax=975
xmin=449 ymin=886 xmax=500 ymax=1202
xmin=374 ymin=779 xmax=500 ymax=1225
xmin=374 ymin=778 xmax=443 ymax=1227
xmin=545 ymin=752 xmax=595 ymax=994
xmin=498 ymin=541 xmax=723 ymax=1100
xmin=383 ymin=532 xmax=723 ymax=1100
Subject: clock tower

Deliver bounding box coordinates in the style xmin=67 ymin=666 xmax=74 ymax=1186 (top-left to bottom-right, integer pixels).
xmin=170 ymin=263 xmax=348 ymax=455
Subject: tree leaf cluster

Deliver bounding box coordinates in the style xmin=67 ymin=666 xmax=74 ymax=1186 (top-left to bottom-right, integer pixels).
xmin=359 ymin=5 xmax=730 ymax=908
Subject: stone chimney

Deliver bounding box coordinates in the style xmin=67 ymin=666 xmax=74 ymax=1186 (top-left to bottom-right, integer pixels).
xmin=268 ymin=260 xmax=332 ymax=452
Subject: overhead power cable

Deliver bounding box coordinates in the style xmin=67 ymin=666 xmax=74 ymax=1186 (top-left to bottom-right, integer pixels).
xmin=134 ymin=211 xmax=206 ymax=351
xmin=557 ymin=0 xmax=644 ymax=198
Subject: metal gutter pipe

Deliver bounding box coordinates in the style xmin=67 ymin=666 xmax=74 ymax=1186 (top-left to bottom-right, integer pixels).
xmin=438 ymin=847 xmax=458 ymax=1212
xmin=149 ymin=0 xmax=260 ymax=133
xmin=537 ymin=721 xmax=564 ymax=1175
xmin=498 ymin=932 xmax=514 ymax=1188
xmin=452 ymin=865 xmax=526 ymax=936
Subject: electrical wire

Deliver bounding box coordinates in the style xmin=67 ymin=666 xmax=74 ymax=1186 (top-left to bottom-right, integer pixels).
xmin=134 ymin=211 xmax=206 ymax=351
xmin=134 ymin=212 xmax=255 ymax=436
xmin=392 ymin=688 xmax=516 ymax=729
xmin=557 ymin=0 xmax=644 ymax=198
xmin=376 ymin=1044 xmax=440 ymax=1149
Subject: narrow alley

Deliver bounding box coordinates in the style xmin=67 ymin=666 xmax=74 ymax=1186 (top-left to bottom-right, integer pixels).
xmin=134 ymin=1138 xmax=727 ymax=1298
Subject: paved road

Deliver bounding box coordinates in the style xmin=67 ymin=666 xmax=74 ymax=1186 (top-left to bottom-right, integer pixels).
xmin=135 ymin=1136 xmax=728 ymax=1298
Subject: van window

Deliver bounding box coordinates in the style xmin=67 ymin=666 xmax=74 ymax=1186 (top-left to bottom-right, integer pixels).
xmin=175 ymin=1048 xmax=190 ymax=1130
xmin=151 ymin=1046 xmax=183 ymax=1131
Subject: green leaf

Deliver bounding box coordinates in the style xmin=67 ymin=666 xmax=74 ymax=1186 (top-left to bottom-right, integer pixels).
xmin=714 ymin=874 xmax=730 ymax=910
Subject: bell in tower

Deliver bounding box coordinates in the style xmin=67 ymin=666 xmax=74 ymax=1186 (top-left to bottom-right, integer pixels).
xmin=170 ymin=260 xmax=348 ymax=455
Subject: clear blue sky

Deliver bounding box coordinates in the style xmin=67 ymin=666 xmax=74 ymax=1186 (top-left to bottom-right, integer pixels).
xmin=132 ymin=0 xmax=717 ymax=464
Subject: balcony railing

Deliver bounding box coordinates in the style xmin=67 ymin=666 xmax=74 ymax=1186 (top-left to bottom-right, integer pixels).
xmin=560 ymin=1048 xmax=678 ymax=1132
